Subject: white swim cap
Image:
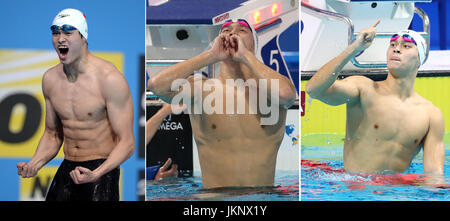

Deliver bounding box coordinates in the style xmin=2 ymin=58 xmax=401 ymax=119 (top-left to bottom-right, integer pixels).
xmin=394 ymin=30 xmax=427 ymax=65
xmin=52 ymin=8 xmax=88 ymax=40
xmin=246 ymin=20 xmax=259 ymax=55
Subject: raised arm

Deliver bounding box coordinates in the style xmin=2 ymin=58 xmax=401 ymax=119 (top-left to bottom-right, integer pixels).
xmin=146 ymin=103 xmax=186 ymax=145
xmin=239 ymin=48 xmax=297 ymax=108
xmin=422 ymin=106 xmax=445 ymax=175
xmin=148 ymin=35 xmax=229 ymax=103
xmin=146 ymin=104 xmax=171 ymax=146
xmin=227 ymin=34 xmax=297 ymax=109
xmin=305 ymin=20 xmax=380 ymax=106
xmin=17 ymin=72 xmax=64 ymax=178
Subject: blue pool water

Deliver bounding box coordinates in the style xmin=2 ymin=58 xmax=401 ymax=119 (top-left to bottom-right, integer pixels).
xmin=301 ymin=138 xmax=450 ymax=201
xmin=146 ymin=171 xmax=298 ymax=201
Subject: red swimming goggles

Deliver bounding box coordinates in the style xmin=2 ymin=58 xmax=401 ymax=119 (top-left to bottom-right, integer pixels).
xmin=390 ymin=34 xmax=417 ymax=45
xmin=221 ymin=19 xmax=252 ymax=32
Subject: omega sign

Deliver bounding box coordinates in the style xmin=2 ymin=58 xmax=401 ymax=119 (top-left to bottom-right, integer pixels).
xmin=159 ymin=116 xmax=184 ymax=130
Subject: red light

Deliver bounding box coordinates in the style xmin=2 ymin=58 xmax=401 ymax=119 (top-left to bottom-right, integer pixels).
xmin=271 ymin=4 xmax=278 ymax=15
xmin=254 ymin=10 xmax=261 ymax=23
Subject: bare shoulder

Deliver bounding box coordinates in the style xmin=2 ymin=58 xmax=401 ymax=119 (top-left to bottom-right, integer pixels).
xmin=427 ymin=102 xmax=444 ymax=121
xmin=426 ymin=102 xmax=445 ymax=134
xmin=93 ymin=56 xmax=127 ymax=85
xmin=186 ymin=74 xmax=211 ymax=89
xmin=416 ymin=94 xmax=444 ymax=121
xmin=92 ymin=56 xmax=130 ymax=97
xmin=42 ymin=64 xmax=63 ymax=95
xmin=187 ymin=74 xmax=208 ymax=83
xmin=340 ymin=75 xmax=375 ymax=93
xmin=42 ymin=64 xmax=61 ymax=82
xmin=341 ymin=75 xmax=374 ymax=85
xmin=92 ymin=56 xmax=122 ymax=77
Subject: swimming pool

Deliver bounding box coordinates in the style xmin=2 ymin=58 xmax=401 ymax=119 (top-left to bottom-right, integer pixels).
xmin=301 ymin=134 xmax=450 ymax=201
xmin=146 ymin=170 xmax=299 ymax=201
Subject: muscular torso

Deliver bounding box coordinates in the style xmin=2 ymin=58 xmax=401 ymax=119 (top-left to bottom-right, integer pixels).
xmin=44 ymin=58 xmax=118 ymax=161
xmin=189 ymin=78 xmax=287 ymax=188
xmin=345 ymin=79 xmax=431 ymax=173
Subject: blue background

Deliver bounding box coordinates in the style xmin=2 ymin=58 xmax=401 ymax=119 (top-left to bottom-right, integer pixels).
xmin=412 ymin=0 xmax=450 ymax=50
xmin=0 ymin=0 xmax=144 ymax=201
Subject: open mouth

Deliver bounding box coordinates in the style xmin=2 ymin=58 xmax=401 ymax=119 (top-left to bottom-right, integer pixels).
xmin=58 ymin=46 xmax=69 ymax=58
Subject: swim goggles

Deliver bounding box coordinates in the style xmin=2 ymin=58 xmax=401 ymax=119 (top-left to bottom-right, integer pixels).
xmin=221 ymin=19 xmax=252 ymax=32
xmin=390 ymin=34 xmax=417 ymax=45
xmin=50 ymin=24 xmax=78 ymax=34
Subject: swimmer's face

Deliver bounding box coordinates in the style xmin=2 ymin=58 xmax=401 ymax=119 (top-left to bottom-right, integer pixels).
xmin=387 ymin=37 xmax=420 ymax=75
xmin=221 ymin=22 xmax=255 ymax=54
xmin=51 ymin=27 xmax=87 ymax=64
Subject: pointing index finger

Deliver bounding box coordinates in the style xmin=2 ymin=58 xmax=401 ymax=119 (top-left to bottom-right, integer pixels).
xmin=371 ymin=19 xmax=380 ymax=28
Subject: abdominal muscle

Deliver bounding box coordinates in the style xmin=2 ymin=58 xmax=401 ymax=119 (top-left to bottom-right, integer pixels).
xmin=344 ymin=139 xmax=419 ymax=173
xmin=61 ymin=118 xmax=116 ymax=162
xmin=196 ymin=137 xmax=279 ymax=188
xmin=191 ymin=113 xmax=285 ymax=188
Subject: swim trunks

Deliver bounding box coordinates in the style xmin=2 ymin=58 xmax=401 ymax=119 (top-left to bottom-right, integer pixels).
xmin=45 ymin=159 xmax=120 ymax=201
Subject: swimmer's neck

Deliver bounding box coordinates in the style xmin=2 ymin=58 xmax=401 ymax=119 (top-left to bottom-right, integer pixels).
xmin=383 ymin=71 xmax=417 ymax=99
xmin=219 ymin=60 xmax=253 ymax=81
xmin=62 ymin=49 xmax=90 ymax=82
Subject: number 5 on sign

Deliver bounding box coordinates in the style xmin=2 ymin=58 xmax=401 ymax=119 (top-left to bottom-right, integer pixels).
xmin=270 ymin=50 xmax=280 ymax=72
xmin=261 ymin=35 xmax=295 ymax=92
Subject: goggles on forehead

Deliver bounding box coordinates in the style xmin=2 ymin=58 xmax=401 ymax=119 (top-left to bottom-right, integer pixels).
xmin=50 ymin=24 xmax=77 ymax=34
xmin=390 ymin=34 xmax=417 ymax=45
xmin=221 ymin=19 xmax=252 ymax=32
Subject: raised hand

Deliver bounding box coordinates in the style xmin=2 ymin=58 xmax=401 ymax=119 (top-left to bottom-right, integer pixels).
xmin=353 ymin=19 xmax=380 ymax=53
xmin=228 ymin=34 xmax=251 ymax=63
xmin=154 ymin=158 xmax=178 ymax=181
xmin=209 ymin=34 xmax=232 ymax=62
